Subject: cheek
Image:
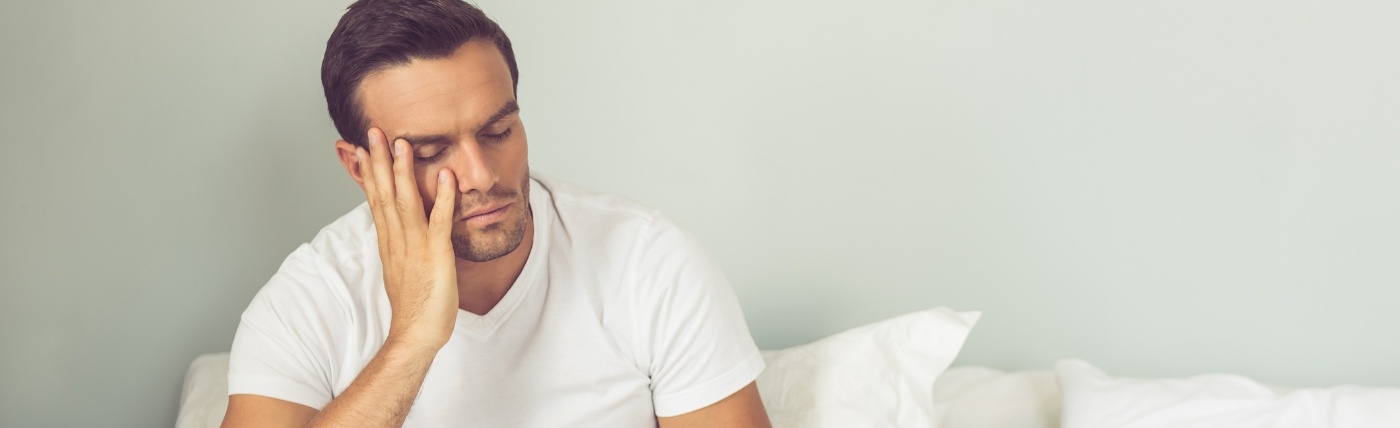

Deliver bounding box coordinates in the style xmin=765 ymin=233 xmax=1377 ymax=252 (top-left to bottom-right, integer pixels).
xmin=492 ymin=140 xmax=529 ymax=176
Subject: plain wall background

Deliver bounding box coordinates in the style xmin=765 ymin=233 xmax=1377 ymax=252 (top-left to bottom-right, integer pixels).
xmin=2 ymin=0 xmax=1397 ymax=426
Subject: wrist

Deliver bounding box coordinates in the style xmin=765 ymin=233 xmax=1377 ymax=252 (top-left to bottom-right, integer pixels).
xmin=383 ymin=333 xmax=446 ymax=357
xmin=387 ymin=320 xmax=452 ymax=349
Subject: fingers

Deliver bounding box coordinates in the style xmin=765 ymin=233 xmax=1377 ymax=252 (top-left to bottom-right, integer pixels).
xmin=367 ymin=128 xmax=403 ymax=231
xmin=391 ymin=138 xmax=428 ymax=237
xmin=362 ymin=128 xmax=407 ymax=255
xmin=357 ymin=144 xmax=389 ymax=254
xmin=427 ymin=169 xmax=457 ymax=253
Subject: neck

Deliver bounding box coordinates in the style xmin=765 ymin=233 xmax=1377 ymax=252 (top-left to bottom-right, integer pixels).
xmin=454 ymin=210 xmax=534 ymax=316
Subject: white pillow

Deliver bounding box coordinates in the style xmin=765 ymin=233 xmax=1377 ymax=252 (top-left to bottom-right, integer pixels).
xmin=933 ymin=366 xmax=1061 ymax=428
xmin=757 ymin=307 xmax=981 ymax=428
xmin=1057 ymin=359 xmax=1400 ymax=428
xmin=175 ymin=353 xmax=230 ymax=428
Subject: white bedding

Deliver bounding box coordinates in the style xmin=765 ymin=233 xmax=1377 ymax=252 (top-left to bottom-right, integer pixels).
xmin=176 ymin=353 xmax=1063 ymax=428
xmin=756 ymin=308 xmax=980 ymax=427
xmin=175 ymin=307 xmax=1054 ymax=428
xmin=1056 ymin=359 xmax=1400 ymax=428
xmin=934 ymin=366 xmax=1061 ymax=428
xmin=175 ymin=353 xmax=231 ymax=428
xmin=173 ymin=307 xmax=1397 ymax=428
xmin=179 ymin=307 xmax=1006 ymax=428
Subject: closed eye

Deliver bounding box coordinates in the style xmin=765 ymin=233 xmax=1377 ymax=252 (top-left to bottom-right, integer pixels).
xmin=414 ymin=146 xmax=449 ymax=164
xmin=413 ymin=128 xmax=512 ymax=165
xmin=480 ymin=127 xmax=513 ymax=143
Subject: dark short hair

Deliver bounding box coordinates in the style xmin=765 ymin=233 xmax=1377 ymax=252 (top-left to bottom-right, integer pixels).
xmin=321 ymin=0 xmax=518 ymax=148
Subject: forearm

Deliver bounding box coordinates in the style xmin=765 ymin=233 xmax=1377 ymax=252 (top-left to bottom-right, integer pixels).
xmin=298 ymin=129 xmax=457 ymax=427
xmin=304 ymin=339 xmax=440 ymax=428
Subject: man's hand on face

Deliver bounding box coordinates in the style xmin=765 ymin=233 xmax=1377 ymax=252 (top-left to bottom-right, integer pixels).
xmin=357 ymin=127 xmax=460 ymax=351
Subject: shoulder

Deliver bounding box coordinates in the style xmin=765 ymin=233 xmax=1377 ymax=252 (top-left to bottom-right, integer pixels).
xmin=533 ymin=175 xmax=700 ymax=273
xmin=540 ymin=178 xmax=763 ymax=417
xmin=533 ymin=175 xmax=721 ymax=302
xmin=306 ymin=202 xmax=376 ymax=269
xmin=230 ymin=204 xmax=378 ymax=400
xmin=536 ymin=175 xmax=665 ymax=231
xmin=242 ymin=204 xmax=378 ymax=325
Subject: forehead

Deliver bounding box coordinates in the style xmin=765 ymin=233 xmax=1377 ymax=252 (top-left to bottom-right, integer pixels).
xmin=357 ymin=39 xmax=515 ymax=138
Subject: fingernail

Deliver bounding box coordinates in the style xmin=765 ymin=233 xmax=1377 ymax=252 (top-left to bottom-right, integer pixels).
xmin=394 ymin=140 xmax=405 ymax=158
xmin=439 ymin=169 xmax=449 ymax=183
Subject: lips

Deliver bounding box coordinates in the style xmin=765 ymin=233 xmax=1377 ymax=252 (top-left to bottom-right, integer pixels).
xmin=459 ymin=202 xmax=510 ymax=221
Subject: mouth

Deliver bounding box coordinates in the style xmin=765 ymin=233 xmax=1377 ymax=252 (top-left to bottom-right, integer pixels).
xmin=458 ymin=202 xmax=511 ymax=225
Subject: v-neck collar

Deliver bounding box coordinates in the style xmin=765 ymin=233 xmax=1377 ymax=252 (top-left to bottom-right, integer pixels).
xmin=452 ymin=177 xmax=551 ymax=342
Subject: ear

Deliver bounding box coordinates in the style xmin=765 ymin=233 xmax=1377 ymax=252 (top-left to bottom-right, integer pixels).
xmin=335 ymin=139 xmax=367 ymax=191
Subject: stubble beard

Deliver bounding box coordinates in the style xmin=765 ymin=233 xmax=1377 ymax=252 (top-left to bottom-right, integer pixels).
xmin=450 ymin=173 xmax=531 ymax=262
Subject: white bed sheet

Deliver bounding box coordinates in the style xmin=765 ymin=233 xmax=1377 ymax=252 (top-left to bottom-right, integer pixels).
xmin=934 ymin=365 xmax=1062 ymax=428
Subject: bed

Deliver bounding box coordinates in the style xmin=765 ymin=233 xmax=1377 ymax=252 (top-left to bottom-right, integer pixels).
xmin=176 ymin=308 xmax=1400 ymax=428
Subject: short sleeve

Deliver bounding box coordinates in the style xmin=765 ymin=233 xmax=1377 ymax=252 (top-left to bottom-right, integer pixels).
xmin=227 ymin=244 xmax=348 ymax=410
xmin=631 ymin=215 xmax=765 ymax=417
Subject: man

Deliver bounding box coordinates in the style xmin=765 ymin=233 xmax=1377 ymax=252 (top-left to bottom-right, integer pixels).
xmin=220 ymin=1 xmax=770 ymax=426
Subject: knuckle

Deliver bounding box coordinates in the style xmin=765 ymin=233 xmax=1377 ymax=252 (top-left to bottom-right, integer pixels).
xmin=373 ymin=197 xmax=394 ymax=213
xmin=395 ymin=198 xmax=416 ymax=215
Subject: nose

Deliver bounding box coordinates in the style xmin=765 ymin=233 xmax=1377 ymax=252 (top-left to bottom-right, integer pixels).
xmin=447 ymin=139 xmax=498 ymax=196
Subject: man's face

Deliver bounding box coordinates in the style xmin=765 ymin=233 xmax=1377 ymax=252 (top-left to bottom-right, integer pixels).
xmin=355 ymin=40 xmax=529 ymax=262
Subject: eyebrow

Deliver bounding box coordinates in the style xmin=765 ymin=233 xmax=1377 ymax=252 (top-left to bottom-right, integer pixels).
xmin=394 ymin=100 xmax=521 ymax=147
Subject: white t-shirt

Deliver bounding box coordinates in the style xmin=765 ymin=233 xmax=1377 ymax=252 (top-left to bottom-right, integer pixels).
xmin=228 ymin=175 xmax=764 ymax=426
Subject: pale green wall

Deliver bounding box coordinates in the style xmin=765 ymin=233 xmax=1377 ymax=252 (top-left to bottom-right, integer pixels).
xmin=2 ymin=1 xmax=1398 ymax=427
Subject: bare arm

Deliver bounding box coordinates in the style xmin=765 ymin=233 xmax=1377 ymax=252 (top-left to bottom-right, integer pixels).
xmin=657 ymin=382 xmax=771 ymax=428
xmin=223 ymin=129 xmax=460 ymax=428
xmin=221 ymin=339 xmax=439 ymax=427
xmin=305 ymin=340 xmax=439 ymax=426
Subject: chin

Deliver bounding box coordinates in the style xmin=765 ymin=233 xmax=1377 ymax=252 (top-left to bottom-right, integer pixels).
xmin=451 ymin=207 xmax=528 ymax=262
